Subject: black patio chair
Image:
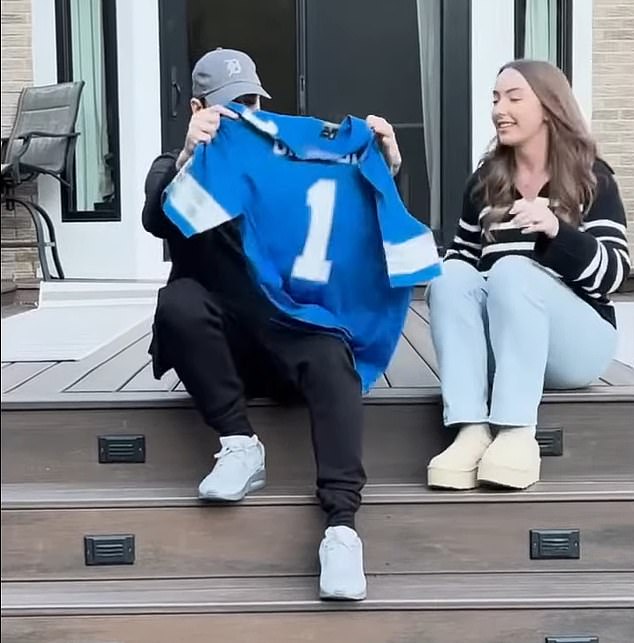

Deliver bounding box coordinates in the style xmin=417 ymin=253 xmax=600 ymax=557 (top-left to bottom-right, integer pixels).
xmin=1 ymin=81 xmax=85 ymax=280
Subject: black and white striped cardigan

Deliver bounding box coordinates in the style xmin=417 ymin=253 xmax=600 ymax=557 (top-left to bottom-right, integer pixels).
xmin=445 ymin=159 xmax=631 ymax=327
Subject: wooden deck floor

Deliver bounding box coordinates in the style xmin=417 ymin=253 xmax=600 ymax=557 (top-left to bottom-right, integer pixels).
xmin=2 ymin=302 xmax=634 ymax=409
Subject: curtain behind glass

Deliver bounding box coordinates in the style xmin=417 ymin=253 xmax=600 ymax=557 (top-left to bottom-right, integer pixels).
xmin=524 ymin=0 xmax=558 ymax=63
xmin=416 ymin=0 xmax=441 ymax=229
xmin=70 ymin=0 xmax=112 ymax=211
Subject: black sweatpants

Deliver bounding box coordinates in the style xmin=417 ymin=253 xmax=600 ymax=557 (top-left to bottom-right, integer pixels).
xmin=152 ymin=278 xmax=366 ymax=528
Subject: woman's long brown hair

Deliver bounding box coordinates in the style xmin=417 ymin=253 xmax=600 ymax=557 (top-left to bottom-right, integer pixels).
xmin=475 ymin=60 xmax=597 ymax=235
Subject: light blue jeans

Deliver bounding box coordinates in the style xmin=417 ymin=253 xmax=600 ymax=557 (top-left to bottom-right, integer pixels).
xmin=427 ymin=256 xmax=618 ymax=427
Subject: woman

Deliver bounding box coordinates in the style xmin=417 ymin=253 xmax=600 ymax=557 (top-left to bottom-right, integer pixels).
xmin=427 ymin=59 xmax=630 ymax=490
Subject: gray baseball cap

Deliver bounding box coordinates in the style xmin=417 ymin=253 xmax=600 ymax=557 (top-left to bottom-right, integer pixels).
xmin=192 ymin=48 xmax=271 ymax=105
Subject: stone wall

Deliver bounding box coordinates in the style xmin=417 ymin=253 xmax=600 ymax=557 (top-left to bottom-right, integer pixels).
xmin=1 ymin=0 xmax=37 ymax=281
xmin=592 ymin=0 xmax=634 ymax=260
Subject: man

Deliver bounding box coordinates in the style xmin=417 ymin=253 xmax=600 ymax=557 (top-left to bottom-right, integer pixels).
xmin=142 ymin=48 xmax=403 ymax=601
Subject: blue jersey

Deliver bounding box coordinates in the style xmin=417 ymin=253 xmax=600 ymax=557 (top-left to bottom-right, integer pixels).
xmin=163 ymin=103 xmax=441 ymax=391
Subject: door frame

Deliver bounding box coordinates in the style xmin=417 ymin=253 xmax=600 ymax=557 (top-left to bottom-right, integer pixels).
xmin=158 ymin=0 xmax=473 ymax=250
xmin=440 ymin=0 xmax=472 ymax=249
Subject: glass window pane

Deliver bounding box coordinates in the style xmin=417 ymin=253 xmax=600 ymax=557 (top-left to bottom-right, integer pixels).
xmin=522 ymin=0 xmax=558 ymax=64
xmin=70 ymin=0 xmax=114 ymax=211
xmin=416 ymin=0 xmax=442 ymax=229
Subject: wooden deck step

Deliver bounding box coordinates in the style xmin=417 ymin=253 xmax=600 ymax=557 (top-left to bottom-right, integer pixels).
xmin=3 ymin=304 xmax=633 ymax=406
xmin=5 ymin=480 xmax=633 ymax=508
xmin=2 ymin=573 xmax=633 ymax=642
xmin=3 ymin=482 xmax=633 ymax=580
xmin=3 ymin=610 xmax=631 ymax=643
xmin=3 ymin=400 xmax=634 ymax=487
xmin=4 ymin=571 xmax=633 ymax=614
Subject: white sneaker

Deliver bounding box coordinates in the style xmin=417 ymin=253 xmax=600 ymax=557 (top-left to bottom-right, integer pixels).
xmin=198 ymin=434 xmax=266 ymax=501
xmin=319 ymin=526 xmax=367 ymax=601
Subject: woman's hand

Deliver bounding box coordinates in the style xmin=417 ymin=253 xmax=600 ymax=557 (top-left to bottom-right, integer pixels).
xmin=509 ymin=198 xmax=560 ymax=238
xmin=366 ymin=115 xmax=402 ymax=176
xmin=176 ymin=105 xmax=237 ymax=169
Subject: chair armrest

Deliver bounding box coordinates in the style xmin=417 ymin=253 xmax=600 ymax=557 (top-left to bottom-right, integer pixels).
xmin=11 ymin=131 xmax=79 ymax=164
xmin=1 ymin=136 xmax=9 ymax=164
xmin=17 ymin=131 xmax=79 ymax=140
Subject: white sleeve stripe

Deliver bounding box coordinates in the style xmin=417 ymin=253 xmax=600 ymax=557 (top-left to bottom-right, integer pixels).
xmin=384 ymin=232 xmax=440 ymax=276
xmin=453 ymin=237 xmax=481 ymax=250
xmin=607 ymin=251 xmax=625 ymax=294
xmin=617 ymin=248 xmax=632 ymax=269
xmin=449 ymin=248 xmax=479 ymax=261
xmin=166 ymin=171 xmax=232 ymax=233
xmin=583 ymin=219 xmax=627 ymax=233
xmin=581 ymin=245 xmax=630 ymax=295
xmin=455 ymin=229 xmax=481 ymax=241
xmin=488 ymin=221 xmax=521 ymax=231
xmin=588 ymin=244 xmax=609 ymax=292
xmin=595 ymin=236 xmax=629 ymax=248
xmin=459 ymin=219 xmax=481 ymax=233
xmin=459 ymin=248 xmax=479 ymax=261
xmin=481 ymin=242 xmax=535 ymax=255
xmin=574 ymin=242 xmax=601 ymax=282
xmin=445 ymin=248 xmax=478 ymax=265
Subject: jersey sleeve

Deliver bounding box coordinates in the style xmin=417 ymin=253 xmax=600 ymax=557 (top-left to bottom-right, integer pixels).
xmin=359 ymin=139 xmax=441 ymax=287
xmin=162 ymin=123 xmax=249 ymax=238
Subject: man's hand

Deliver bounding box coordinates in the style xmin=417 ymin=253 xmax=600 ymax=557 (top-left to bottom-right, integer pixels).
xmin=176 ymin=105 xmax=238 ymax=169
xmin=366 ymin=115 xmax=402 ymax=176
xmin=509 ymin=198 xmax=560 ymax=238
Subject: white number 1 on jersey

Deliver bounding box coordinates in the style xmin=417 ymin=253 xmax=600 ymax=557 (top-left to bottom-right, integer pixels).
xmin=291 ymin=179 xmax=336 ymax=283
